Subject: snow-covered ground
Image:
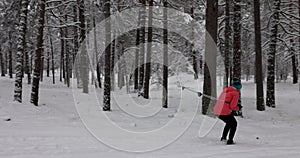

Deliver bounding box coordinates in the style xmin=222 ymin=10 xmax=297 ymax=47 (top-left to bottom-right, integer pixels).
xmin=1 ymin=75 xmax=300 ymax=158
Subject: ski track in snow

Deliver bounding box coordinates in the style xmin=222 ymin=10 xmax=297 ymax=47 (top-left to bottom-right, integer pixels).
xmin=1 ymin=75 xmax=300 ymax=157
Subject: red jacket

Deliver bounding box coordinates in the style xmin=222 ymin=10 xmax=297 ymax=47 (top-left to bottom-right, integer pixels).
xmin=213 ymin=86 xmax=240 ymax=116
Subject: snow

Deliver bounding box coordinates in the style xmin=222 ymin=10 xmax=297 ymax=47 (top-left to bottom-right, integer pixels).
xmin=0 ymin=74 xmax=300 ymax=157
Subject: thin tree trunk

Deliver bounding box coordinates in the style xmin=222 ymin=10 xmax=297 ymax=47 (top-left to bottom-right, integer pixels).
xmin=103 ymin=0 xmax=111 ymax=111
xmin=30 ymin=0 xmax=46 ymax=106
xmin=139 ymin=0 xmax=146 ymax=92
xmin=143 ymin=0 xmax=154 ymax=99
xmin=65 ymin=14 xmax=70 ymax=87
xmin=77 ymin=0 xmax=88 ymax=93
xmin=162 ymin=0 xmax=168 ymax=108
xmin=202 ymin=0 xmax=218 ymax=115
xmin=134 ymin=10 xmax=140 ymax=91
xmin=233 ymin=0 xmax=242 ymax=79
xmin=46 ymin=50 xmax=50 ymax=77
xmin=60 ymin=25 xmax=64 ymax=82
xmin=50 ymin=35 xmax=55 ymax=84
xmin=14 ymin=0 xmax=29 ymax=102
xmin=266 ymin=0 xmax=280 ymax=108
xmin=0 ymin=46 xmax=5 ymax=76
xmin=191 ymin=7 xmax=198 ymax=80
xmin=224 ymin=0 xmax=230 ymax=88
xmin=40 ymin=54 xmax=44 ymax=82
xmin=290 ymin=1 xmax=298 ymax=84
xmin=254 ymin=0 xmax=265 ymax=111
xmin=111 ymin=34 xmax=115 ymax=91
xmin=8 ymin=32 xmax=13 ymax=79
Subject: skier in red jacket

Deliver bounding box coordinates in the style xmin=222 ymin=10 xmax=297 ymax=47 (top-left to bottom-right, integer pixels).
xmin=213 ymin=78 xmax=242 ymax=145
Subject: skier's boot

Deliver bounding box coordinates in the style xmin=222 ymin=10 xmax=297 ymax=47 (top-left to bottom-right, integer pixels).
xmin=226 ymin=139 xmax=235 ymax=145
xmin=220 ymin=137 xmax=227 ymax=142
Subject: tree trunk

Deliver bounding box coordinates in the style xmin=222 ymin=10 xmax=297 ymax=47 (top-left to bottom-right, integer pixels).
xmin=134 ymin=10 xmax=140 ymax=91
xmin=0 ymin=46 xmax=5 ymax=76
xmin=50 ymin=35 xmax=55 ymax=84
xmin=290 ymin=1 xmax=298 ymax=84
xmin=65 ymin=14 xmax=70 ymax=87
xmin=103 ymin=0 xmax=111 ymax=111
xmin=111 ymin=34 xmax=115 ymax=91
xmin=8 ymin=32 xmax=13 ymax=79
xmin=40 ymin=54 xmax=44 ymax=82
xmin=266 ymin=0 xmax=280 ymax=108
xmin=254 ymin=0 xmax=265 ymax=111
xmin=30 ymin=0 xmax=46 ymax=106
xmin=77 ymin=0 xmax=88 ymax=93
xmin=60 ymin=24 xmax=64 ymax=83
xmin=46 ymin=50 xmax=50 ymax=77
xmin=14 ymin=0 xmax=29 ymax=102
xmin=202 ymin=0 xmax=218 ymax=115
xmin=191 ymin=7 xmax=198 ymax=80
xmin=162 ymin=0 xmax=168 ymax=108
xmin=233 ymin=0 xmax=242 ymax=79
xmin=143 ymin=0 xmax=154 ymax=99
xmin=224 ymin=0 xmax=230 ymax=88
xmin=139 ymin=0 xmax=146 ymax=92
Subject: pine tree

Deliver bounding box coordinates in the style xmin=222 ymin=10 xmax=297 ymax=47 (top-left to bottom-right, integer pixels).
xmin=30 ymin=0 xmax=46 ymax=106
xmin=202 ymin=0 xmax=218 ymax=115
xmin=162 ymin=0 xmax=168 ymax=108
xmin=134 ymin=10 xmax=140 ymax=91
xmin=224 ymin=0 xmax=231 ymax=88
xmin=254 ymin=0 xmax=265 ymax=111
xmin=0 ymin=46 xmax=5 ymax=76
xmin=14 ymin=0 xmax=29 ymax=103
xmin=266 ymin=0 xmax=280 ymax=108
xmin=103 ymin=0 xmax=111 ymax=111
xmin=139 ymin=0 xmax=146 ymax=92
xmin=77 ymin=0 xmax=88 ymax=94
xmin=143 ymin=0 xmax=154 ymax=99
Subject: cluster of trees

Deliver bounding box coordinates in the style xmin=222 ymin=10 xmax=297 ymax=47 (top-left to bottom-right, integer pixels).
xmin=0 ymin=0 xmax=299 ymax=114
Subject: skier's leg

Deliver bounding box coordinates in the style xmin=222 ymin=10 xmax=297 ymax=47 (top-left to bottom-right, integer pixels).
xmin=228 ymin=115 xmax=237 ymax=141
xmin=219 ymin=116 xmax=230 ymax=139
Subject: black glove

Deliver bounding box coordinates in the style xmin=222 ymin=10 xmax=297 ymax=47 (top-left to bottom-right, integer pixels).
xmin=231 ymin=110 xmax=239 ymax=116
xmin=238 ymin=104 xmax=243 ymax=110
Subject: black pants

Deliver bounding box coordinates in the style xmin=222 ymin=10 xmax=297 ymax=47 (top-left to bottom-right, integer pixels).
xmin=219 ymin=114 xmax=237 ymax=141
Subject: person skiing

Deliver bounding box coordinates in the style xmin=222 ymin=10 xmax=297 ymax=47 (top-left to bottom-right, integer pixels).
xmin=213 ymin=78 xmax=242 ymax=145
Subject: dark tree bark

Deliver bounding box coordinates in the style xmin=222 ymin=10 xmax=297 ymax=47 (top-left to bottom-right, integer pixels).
xmin=24 ymin=50 xmax=31 ymax=84
xmin=290 ymin=1 xmax=298 ymax=84
xmin=224 ymin=0 xmax=231 ymax=88
xmin=60 ymin=24 xmax=64 ymax=83
xmin=77 ymin=0 xmax=88 ymax=93
xmin=8 ymin=32 xmax=13 ymax=79
xmin=103 ymin=0 xmax=111 ymax=111
xmin=191 ymin=7 xmax=198 ymax=80
xmin=162 ymin=0 xmax=168 ymax=108
xmin=14 ymin=0 xmax=29 ymax=102
xmin=65 ymin=14 xmax=70 ymax=87
xmin=0 ymin=46 xmax=5 ymax=76
xmin=266 ymin=0 xmax=280 ymax=108
xmin=233 ymin=0 xmax=242 ymax=79
xmin=30 ymin=0 xmax=46 ymax=106
xmin=202 ymin=0 xmax=218 ymax=115
xmin=49 ymin=35 xmax=55 ymax=84
xmin=143 ymin=0 xmax=154 ymax=99
xmin=254 ymin=0 xmax=265 ymax=111
xmin=134 ymin=10 xmax=140 ymax=91
xmin=139 ymin=0 xmax=146 ymax=92
xmin=111 ymin=34 xmax=115 ymax=91
xmin=40 ymin=54 xmax=44 ymax=82
xmin=46 ymin=50 xmax=50 ymax=77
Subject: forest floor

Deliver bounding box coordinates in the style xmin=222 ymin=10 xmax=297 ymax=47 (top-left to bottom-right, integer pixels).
xmin=1 ymin=74 xmax=300 ymax=158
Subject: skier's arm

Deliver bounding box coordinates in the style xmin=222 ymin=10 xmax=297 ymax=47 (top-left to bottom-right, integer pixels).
xmin=230 ymin=94 xmax=240 ymax=111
